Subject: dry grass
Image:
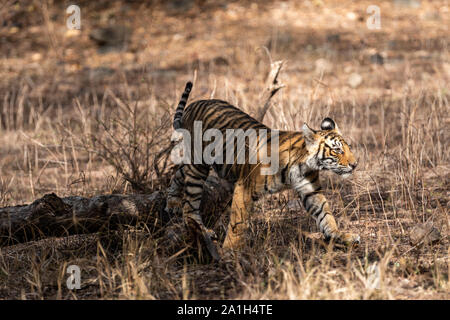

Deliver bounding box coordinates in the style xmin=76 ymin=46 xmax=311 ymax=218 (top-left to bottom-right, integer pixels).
xmin=0 ymin=0 xmax=448 ymax=299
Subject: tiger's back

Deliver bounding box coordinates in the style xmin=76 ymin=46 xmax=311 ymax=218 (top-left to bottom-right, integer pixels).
xmin=180 ymin=99 xmax=271 ymax=182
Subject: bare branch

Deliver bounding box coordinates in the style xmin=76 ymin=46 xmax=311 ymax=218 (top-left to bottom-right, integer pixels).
xmin=256 ymin=60 xmax=286 ymax=122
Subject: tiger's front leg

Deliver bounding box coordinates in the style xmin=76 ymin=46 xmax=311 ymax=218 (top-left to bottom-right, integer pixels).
xmin=303 ymin=192 xmax=360 ymax=246
xmin=293 ymin=170 xmax=360 ymax=246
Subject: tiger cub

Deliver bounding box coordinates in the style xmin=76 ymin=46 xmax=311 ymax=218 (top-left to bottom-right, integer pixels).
xmin=167 ymin=82 xmax=360 ymax=260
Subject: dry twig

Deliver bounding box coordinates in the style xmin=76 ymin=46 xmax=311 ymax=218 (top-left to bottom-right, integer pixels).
xmin=256 ymin=60 xmax=286 ymax=122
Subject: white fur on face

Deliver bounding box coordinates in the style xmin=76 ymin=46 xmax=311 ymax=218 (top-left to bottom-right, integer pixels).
xmin=341 ymin=172 xmax=353 ymax=179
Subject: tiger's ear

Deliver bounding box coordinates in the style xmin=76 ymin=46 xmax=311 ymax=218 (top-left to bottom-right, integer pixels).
xmin=321 ymin=117 xmax=341 ymax=134
xmin=302 ymin=123 xmax=318 ymax=146
xmin=321 ymin=118 xmax=335 ymax=130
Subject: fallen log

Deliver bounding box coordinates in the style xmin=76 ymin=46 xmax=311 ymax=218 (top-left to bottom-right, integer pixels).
xmin=0 ymin=175 xmax=233 ymax=247
xmin=0 ymin=192 xmax=163 ymax=246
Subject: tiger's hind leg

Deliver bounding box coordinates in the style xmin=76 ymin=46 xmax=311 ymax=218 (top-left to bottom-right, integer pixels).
xmin=166 ymin=165 xmax=185 ymax=215
xmin=223 ymin=182 xmax=251 ymax=251
xmin=182 ymin=164 xmax=221 ymax=261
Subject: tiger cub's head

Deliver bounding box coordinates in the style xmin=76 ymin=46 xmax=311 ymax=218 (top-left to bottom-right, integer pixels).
xmin=302 ymin=118 xmax=357 ymax=178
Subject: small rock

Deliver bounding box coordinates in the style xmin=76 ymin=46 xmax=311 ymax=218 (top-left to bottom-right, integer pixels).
xmin=409 ymin=222 xmax=441 ymax=246
xmin=172 ymin=33 xmax=183 ymax=41
xmin=348 ymin=73 xmax=363 ymax=88
xmin=370 ymin=53 xmax=384 ymax=65
xmin=213 ymin=56 xmax=229 ymax=66
xmin=388 ymin=40 xmax=398 ymax=50
xmin=326 ymin=33 xmax=340 ymax=43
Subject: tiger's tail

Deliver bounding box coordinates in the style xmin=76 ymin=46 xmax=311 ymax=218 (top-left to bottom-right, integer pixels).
xmin=173 ymin=81 xmax=193 ymax=130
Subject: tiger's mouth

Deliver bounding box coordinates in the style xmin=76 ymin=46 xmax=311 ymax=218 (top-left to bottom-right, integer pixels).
xmin=335 ymin=166 xmax=355 ymax=178
xmin=340 ymin=172 xmax=353 ymax=179
xmin=318 ymin=161 xmax=356 ymax=177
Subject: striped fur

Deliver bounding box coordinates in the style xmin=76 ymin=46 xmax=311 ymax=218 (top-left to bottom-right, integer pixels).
xmin=173 ymin=81 xmax=193 ymax=130
xmin=167 ymin=82 xmax=360 ymax=260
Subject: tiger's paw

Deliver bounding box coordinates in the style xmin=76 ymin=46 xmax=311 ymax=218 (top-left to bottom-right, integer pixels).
xmin=338 ymin=232 xmax=360 ymax=247
xmin=166 ymin=196 xmax=182 ymax=210
xmin=165 ymin=196 xmax=182 ymax=215
xmin=326 ymin=232 xmax=360 ymax=248
xmin=203 ymin=228 xmax=218 ymax=241
xmin=201 ymin=228 xmax=221 ymax=262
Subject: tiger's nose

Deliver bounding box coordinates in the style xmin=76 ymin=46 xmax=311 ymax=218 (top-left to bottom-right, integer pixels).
xmin=350 ymin=162 xmax=358 ymax=170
